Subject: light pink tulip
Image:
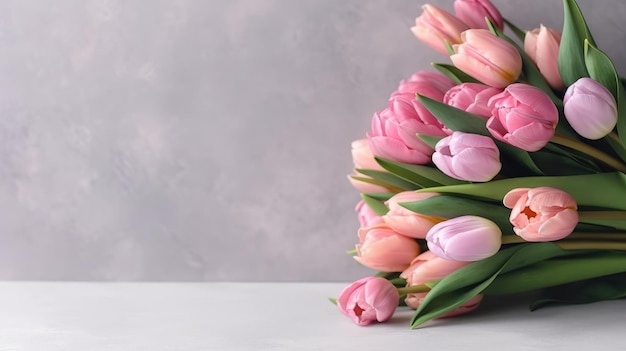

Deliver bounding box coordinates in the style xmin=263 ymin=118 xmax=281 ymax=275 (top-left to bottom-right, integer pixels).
xmin=355 ymin=224 xmax=420 ymax=272
xmin=524 ymin=25 xmax=564 ymax=90
xmin=487 ymin=83 xmax=558 ymax=151
xmin=432 ymin=132 xmax=501 ymax=182
xmin=454 ymin=0 xmax=503 ymax=30
xmin=337 ymin=277 xmax=399 ymax=326
xmin=504 ymin=187 xmax=578 ymax=242
xmin=347 ymin=173 xmax=391 ymax=194
xmin=426 ymin=215 xmax=502 ymax=261
xmin=351 ymin=139 xmax=386 ymax=171
xmin=382 ymin=191 xmax=445 ymax=238
xmin=398 ymin=71 xmax=456 ymax=96
xmin=400 ymin=251 xmax=483 ymax=315
xmin=411 ymin=4 xmax=469 ymax=55
xmin=564 ymin=78 xmax=618 ymax=140
xmin=444 ymin=82 xmax=502 ymax=118
xmin=356 ymin=200 xmax=385 ymax=227
xmin=451 ymin=29 xmax=522 ymax=88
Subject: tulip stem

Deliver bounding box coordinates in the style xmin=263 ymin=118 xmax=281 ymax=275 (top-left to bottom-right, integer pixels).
xmin=579 ymin=211 xmax=626 ymax=221
xmin=556 ymin=241 xmax=626 ymax=251
xmin=550 ymin=134 xmax=626 ymax=173
xmin=397 ymin=284 xmax=431 ymax=296
xmin=501 ymin=234 xmax=626 ymax=249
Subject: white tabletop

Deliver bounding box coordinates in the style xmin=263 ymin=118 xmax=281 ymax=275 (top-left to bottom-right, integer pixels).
xmin=0 ymin=282 xmax=624 ymax=350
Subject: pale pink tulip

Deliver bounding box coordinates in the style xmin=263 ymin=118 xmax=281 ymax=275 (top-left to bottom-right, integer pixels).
xmin=411 ymin=4 xmax=469 ymax=55
xmin=356 ymin=200 xmax=385 ymax=227
xmin=337 ymin=277 xmax=399 ymax=326
xmin=355 ymin=224 xmax=420 ymax=272
xmin=444 ymin=82 xmax=502 ymax=118
xmin=524 ymin=25 xmax=564 ymax=90
xmin=347 ymin=173 xmax=391 ymax=194
xmin=432 ymin=132 xmax=501 ymax=182
xmin=398 ymin=71 xmax=456 ymax=96
xmin=426 ymin=215 xmax=502 ymax=261
xmin=382 ymin=191 xmax=445 ymax=238
xmin=451 ymin=29 xmax=522 ymax=88
xmin=487 ymin=83 xmax=558 ymax=151
xmin=564 ymin=78 xmax=618 ymax=140
xmin=400 ymin=251 xmax=483 ymax=315
xmin=503 ymin=187 xmax=578 ymax=242
xmin=351 ymin=139 xmax=385 ymax=171
xmin=454 ymin=0 xmax=503 ymax=30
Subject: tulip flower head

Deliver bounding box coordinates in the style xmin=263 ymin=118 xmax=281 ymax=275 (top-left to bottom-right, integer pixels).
xmin=563 ymin=77 xmax=618 ymax=140
xmin=356 ymin=200 xmax=385 ymax=228
xmin=487 ymin=83 xmax=558 ymax=151
xmin=454 ymin=0 xmax=504 ymax=31
xmin=383 ymin=191 xmax=445 ymax=238
xmin=355 ymin=224 xmax=421 ymax=272
xmin=451 ymin=29 xmax=522 ymax=88
xmin=398 ymin=71 xmax=456 ymax=95
xmin=524 ymin=25 xmax=564 ymax=90
xmin=411 ymin=4 xmax=469 ymax=55
xmin=444 ymin=82 xmax=502 ymax=118
xmin=432 ymin=131 xmax=501 ymax=182
xmin=504 ymin=187 xmax=578 ymax=242
xmin=337 ymin=277 xmax=399 ymax=326
xmin=426 ymin=215 xmax=502 ymax=261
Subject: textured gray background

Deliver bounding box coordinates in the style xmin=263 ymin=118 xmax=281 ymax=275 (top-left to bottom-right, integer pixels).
xmin=0 ymin=0 xmax=624 ymax=281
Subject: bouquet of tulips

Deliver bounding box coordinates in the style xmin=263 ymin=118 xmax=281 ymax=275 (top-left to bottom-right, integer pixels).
xmin=335 ymin=0 xmax=626 ymax=328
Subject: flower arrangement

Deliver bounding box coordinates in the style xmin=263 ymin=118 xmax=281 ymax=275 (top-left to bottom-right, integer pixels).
xmin=335 ymin=0 xmax=626 ymax=328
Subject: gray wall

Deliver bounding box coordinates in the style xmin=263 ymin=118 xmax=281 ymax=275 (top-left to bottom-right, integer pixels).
xmin=0 ymin=0 xmax=624 ymax=281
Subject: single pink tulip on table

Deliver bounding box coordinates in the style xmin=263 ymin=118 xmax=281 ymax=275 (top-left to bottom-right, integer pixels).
xmin=337 ymin=277 xmax=399 ymax=326
xmin=454 ymin=0 xmax=503 ymax=31
xmin=432 ymin=131 xmax=501 ymax=182
xmin=444 ymin=82 xmax=502 ymax=118
xmin=524 ymin=25 xmax=564 ymax=90
xmin=563 ymin=77 xmax=618 ymax=140
xmin=451 ymin=29 xmax=522 ymax=88
xmin=411 ymin=4 xmax=469 ymax=55
xmin=382 ymin=191 xmax=445 ymax=238
xmin=504 ymin=187 xmax=579 ymax=242
xmin=355 ymin=224 xmax=421 ymax=272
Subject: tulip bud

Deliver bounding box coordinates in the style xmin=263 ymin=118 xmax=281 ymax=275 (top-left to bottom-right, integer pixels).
xmin=503 ymin=187 xmax=578 ymax=242
xmin=382 ymin=191 xmax=445 ymax=238
xmin=398 ymin=71 xmax=456 ymax=95
xmin=451 ymin=29 xmax=522 ymax=88
xmin=426 ymin=215 xmax=502 ymax=261
xmin=524 ymin=25 xmax=564 ymax=90
xmin=444 ymin=83 xmax=502 ymax=118
xmin=563 ymin=77 xmax=618 ymax=140
xmin=337 ymin=277 xmax=399 ymax=326
xmin=432 ymin=132 xmax=501 ymax=182
xmin=351 ymin=139 xmax=385 ymax=171
xmin=487 ymin=83 xmax=558 ymax=151
xmin=454 ymin=0 xmax=503 ymax=31
xmin=411 ymin=4 xmax=469 ymax=55
xmin=356 ymin=200 xmax=385 ymax=228
xmin=355 ymin=224 xmax=421 ymax=272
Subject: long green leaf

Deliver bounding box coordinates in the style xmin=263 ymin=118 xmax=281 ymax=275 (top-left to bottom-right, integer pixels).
xmin=375 ymin=157 xmax=466 ymax=187
xmin=355 ymin=169 xmax=419 ymax=191
xmin=431 ymin=63 xmax=481 ymax=84
xmin=361 ymin=193 xmax=389 ymax=216
xmin=584 ymin=40 xmax=618 ymax=98
xmin=420 ymin=172 xmax=626 ymax=210
xmin=558 ymin=0 xmax=594 ymax=86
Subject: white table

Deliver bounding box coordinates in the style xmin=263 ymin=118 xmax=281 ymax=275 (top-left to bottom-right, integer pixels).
xmin=0 ymin=282 xmax=624 ymax=350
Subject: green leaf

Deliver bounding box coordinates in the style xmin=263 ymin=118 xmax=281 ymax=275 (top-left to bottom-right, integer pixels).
xmin=355 ymin=169 xmax=419 ymax=191
xmin=559 ymin=0 xmax=594 ymax=86
xmin=584 ymin=40 xmax=618 ymax=98
xmin=361 ymin=192 xmax=395 ymax=202
xmin=328 ymin=297 xmax=337 ymax=305
xmin=361 ymin=193 xmax=389 ymax=216
xmin=616 ymin=85 xmax=626 ymax=148
xmin=530 ymin=148 xmax=600 ymax=175
xmin=605 ymin=136 xmax=626 ymax=164
xmin=421 ymin=172 xmax=626 ymax=210
xmin=400 ymin=195 xmax=513 ymax=233
xmin=431 ymin=63 xmax=481 ymax=84
xmin=504 ymin=18 xmax=526 ymax=42
xmin=410 ymin=243 xmax=580 ymax=328
xmin=375 ymin=157 xmax=466 ymax=187
xmin=417 ymin=134 xmax=443 ymax=149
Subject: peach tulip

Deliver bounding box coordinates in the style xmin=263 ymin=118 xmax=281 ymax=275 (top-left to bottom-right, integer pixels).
xmin=337 ymin=277 xmax=399 ymax=326
xmin=355 ymin=224 xmax=420 ymax=272
xmin=524 ymin=25 xmax=564 ymax=90
xmin=382 ymin=191 xmax=445 ymax=238
xmin=451 ymin=29 xmax=522 ymax=88
xmin=454 ymin=0 xmax=503 ymax=30
xmin=411 ymin=4 xmax=469 ymax=55
xmin=503 ymin=187 xmax=578 ymax=242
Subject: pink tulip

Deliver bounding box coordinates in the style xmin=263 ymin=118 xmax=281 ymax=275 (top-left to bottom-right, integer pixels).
xmin=382 ymin=191 xmax=445 ymax=238
xmin=487 ymin=83 xmax=558 ymax=151
xmin=426 ymin=215 xmax=502 ymax=261
xmin=398 ymin=71 xmax=456 ymax=96
xmin=451 ymin=29 xmax=522 ymax=88
xmin=347 ymin=173 xmax=392 ymax=194
xmin=564 ymin=78 xmax=618 ymax=140
xmin=444 ymin=82 xmax=502 ymax=118
xmin=337 ymin=277 xmax=399 ymax=326
xmin=356 ymin=200 xmax=385 ymax=227
xmin=351 ymin=139 xmax=385 ymax=171
xmin=400 ymin=251 xmax=483 ymax=315
xmin=454 ymin=0 xmax=503 ymax=30
xmin=524 ymin=25 xmax=564 ymax=90
xmin=504 ymin=187 xmax=578 ymax=242
xmin=411 ymin=4 xmax=469 ymax=55
xmin=355 ymin=224 xmax=421 ymax=272
xmin=432 ymin=132 xmax=501 ymax=182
